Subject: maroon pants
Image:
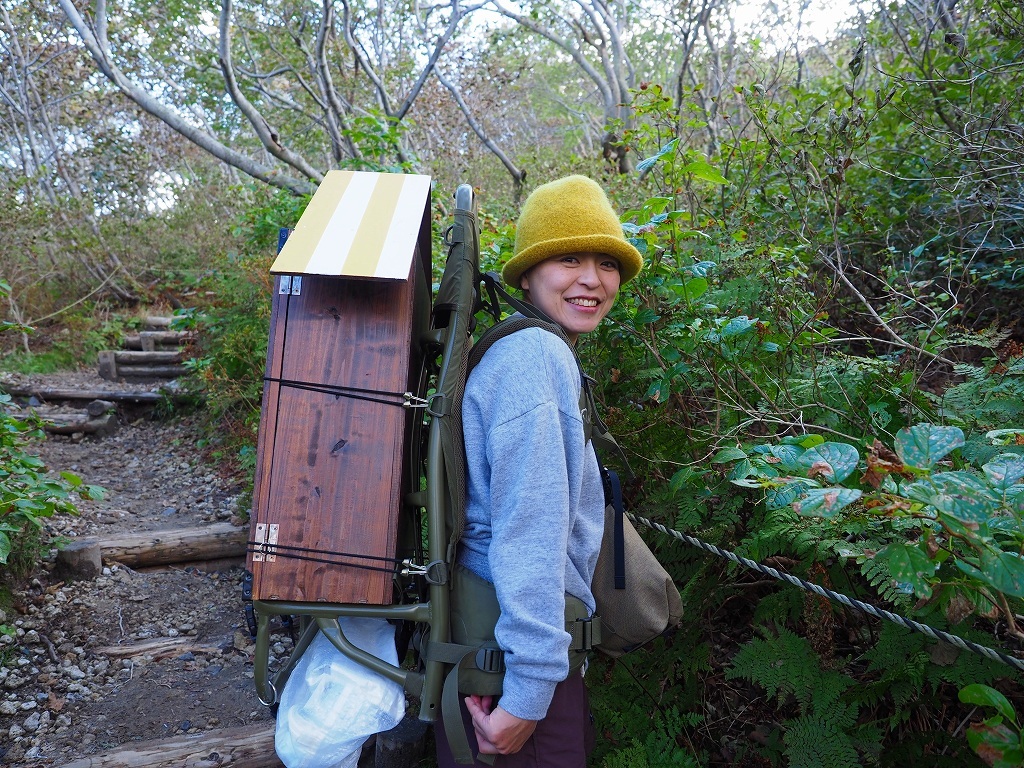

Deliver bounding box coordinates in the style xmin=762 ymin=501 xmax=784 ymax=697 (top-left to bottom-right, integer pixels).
xmin=434 ymin=671 xmax=596 ymax=768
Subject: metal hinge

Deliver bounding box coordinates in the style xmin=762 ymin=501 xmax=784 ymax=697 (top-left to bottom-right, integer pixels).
xmin=252 ymin=523 xmax=279 ymax=562
xmin=278 ymin=276 xmax=303 ymax=296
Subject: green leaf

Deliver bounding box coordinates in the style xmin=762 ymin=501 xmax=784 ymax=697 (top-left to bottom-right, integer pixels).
xmin=680 ymin=159 xmax=729 ymax=185
xmin=59 ymin=471 xmax=83 ymax=487
xmin=720 ymin=316 xmax=756 ymax=338
xmin=766 ymin=444 xmax=804 ymax=470
xmin=904 ymin=472 xmax=999 ymax=523
xmin=792 ymin=487 xmax=862 ymax=517
xmin=669 ymin=467 xmax=697 ymax=492
xmin=634 ymin=308 xmax=661 ymax=325
xmin=798 ymin=442 xmax=860 ymax=483
xmin=868 ymin=401 xmax=892 ymax=430
xmin=895 ymin=424 xmax=965 ymax=469
xmin=979 ymin=550 xmax=1024 ymax=598
xmin=765 ymin=480 xmax=815 ymax=510
xmin=877 ymin=542 xmax=938 ymax=598
xmin=681 ymin=277 xmax=708 ymax=302
xmin=987 ymin=429 xmax=1024 ymax=446
xmin=713 ymin=447 xmax=748 ymax=463
xmin=779 ymin=434 xmax=824 ymax=449
xmin=686 ymin=261 xmax=716 ymax=277
xmin=644 ymin=379 xmax=670 ymax=404
xmin=636 ymin=139 xmax=678 ymax=174
xmin=983 ymin=454 xmax=1024 ymax=491
xmin=960 ymin=684 xmax=1018 ymax=725
xmin=728 ymin=459 xmax=755 ymax=481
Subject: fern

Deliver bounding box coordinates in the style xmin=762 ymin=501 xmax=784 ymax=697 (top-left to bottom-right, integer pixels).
xmin=727 ymin=628 xmax=884 ymax=765
xmin=752 ymin=587 xmax=806 ymax=626
xmin=936 ymin=357 xmax=1024 ymax=432
xmin=784 ymin=714 xmax=861 ymax=768
xmin=860 ymin=557 xmax=915 ymax=609
xmin=600 ymin=707 xmax=705 ymax=768
xmin=739 ymin=506 xmax=854 ymax=565
xmin=728 ymin=627 xmax=858 ymax=711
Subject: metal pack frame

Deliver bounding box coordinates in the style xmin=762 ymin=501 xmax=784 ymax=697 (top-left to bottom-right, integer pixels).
xmin=250 ymin=183 xmax=480 ymax=726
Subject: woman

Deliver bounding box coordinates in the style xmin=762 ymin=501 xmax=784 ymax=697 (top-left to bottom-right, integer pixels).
xmin=435 ymin=175 xmax=643 ymax=767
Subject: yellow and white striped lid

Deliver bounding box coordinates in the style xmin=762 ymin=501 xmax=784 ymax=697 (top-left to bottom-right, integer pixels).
xmin=270 ymin=170 xmax=432 ymax=279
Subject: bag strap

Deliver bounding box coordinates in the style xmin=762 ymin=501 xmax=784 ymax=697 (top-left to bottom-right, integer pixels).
xmin=604 ymin=467 xmax=627 ymax=590
xmin=476 ymin=273 xmax=634 ymax=480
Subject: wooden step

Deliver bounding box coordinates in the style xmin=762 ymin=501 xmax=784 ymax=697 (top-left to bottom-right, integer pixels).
xmin=113 ymin=350 xmax=184 ymax=364
xmin=1 ymin=385 xmax=176 ymax=403
xmin=8 ymin=407 xmax=117 ymax=436
xmin=57 ymin=722 xmax=281 ymax=768
xmin=98 ymin=350 xmax=187 ymax=381
xmin=123 ymin=331 xmax=193 ymax=351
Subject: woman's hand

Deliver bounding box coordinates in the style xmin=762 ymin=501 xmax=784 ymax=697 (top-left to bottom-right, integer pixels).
xmin=465 ymin=695 xmax=538 ymax=755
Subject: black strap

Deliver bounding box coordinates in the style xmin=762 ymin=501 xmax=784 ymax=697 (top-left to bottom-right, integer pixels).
xmin=605 ymin=468 xmax=627 ymax=590
xmin=262 ymin=375 xmax=412 ymax=408
xmin=245 ymin=542 xmax=402 ymax=574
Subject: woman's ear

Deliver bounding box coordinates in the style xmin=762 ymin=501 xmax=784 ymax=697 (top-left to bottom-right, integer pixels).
xmin=519 ymin=271 xmax=530 ymax=293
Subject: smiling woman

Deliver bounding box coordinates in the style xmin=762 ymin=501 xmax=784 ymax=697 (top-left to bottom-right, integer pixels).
xmin=433 ymin=176 xmax=643 ymax=768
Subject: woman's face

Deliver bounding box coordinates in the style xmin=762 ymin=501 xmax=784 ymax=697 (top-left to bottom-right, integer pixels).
xmin=520 ymin=252 xmax=621 ymax=343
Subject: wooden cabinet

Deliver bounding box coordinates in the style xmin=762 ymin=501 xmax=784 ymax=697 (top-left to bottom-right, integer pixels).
xmin=248 ymin=171 xmax=432 ymax=605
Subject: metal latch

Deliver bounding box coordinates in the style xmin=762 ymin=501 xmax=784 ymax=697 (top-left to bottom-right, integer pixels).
xmin=278 ymin=276 xmax=303 ymax=295
xmin=252 ymin=523 xmax=279 ymax=562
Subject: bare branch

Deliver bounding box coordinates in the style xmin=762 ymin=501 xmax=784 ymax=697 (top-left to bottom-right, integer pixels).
xmin=218 ymin=0 xmax=323 ymax=183
xmin=435 ymin=66 xmax=525 ymax=200
xmin=56 ymin=0 xmax=316 ymax=195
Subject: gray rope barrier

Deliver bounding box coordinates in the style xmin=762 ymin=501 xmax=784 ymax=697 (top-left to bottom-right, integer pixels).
xmin=629 ymin=512 xmax=1024 ymax=674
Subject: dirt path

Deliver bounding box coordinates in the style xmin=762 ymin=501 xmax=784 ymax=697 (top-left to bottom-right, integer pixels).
xmin=0 ymin=372 xmax=282 ymax=766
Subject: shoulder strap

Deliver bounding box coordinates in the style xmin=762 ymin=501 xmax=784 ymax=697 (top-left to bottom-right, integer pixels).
xmin=472 ymin=274 xmax=633 ymax=480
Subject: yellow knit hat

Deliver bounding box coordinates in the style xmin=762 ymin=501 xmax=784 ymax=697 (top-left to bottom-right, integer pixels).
xmin=502 ymin=175 xmax=643 ymax=287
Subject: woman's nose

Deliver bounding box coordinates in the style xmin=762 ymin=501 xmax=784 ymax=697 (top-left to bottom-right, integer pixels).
xmin=577 ymin=259 xmax=601 ymax=286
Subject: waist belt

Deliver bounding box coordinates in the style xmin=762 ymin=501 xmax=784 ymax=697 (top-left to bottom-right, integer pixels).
xmin=423 ymin=566 xmax=602 ymax=765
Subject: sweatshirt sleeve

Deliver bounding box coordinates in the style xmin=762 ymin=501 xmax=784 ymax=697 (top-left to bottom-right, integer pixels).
xmin=468 ymin=331 xmax=586 ymax=720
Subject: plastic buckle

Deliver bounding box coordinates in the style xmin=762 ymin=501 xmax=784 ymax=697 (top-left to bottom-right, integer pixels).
xmin=475 ymin=647 xmax=506 ymax=674
xmin=574 ymin=617 xmax=601 ymax=650
xmin=241 ymin=571 xmax=257 ymax=639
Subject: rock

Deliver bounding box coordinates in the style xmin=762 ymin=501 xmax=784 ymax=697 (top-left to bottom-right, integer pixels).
xmin=24 ymin=711 xmax=41 ymax=731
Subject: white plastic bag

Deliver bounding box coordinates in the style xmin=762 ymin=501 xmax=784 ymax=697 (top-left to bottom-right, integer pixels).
xmin=275 ymin=618 xmax=406 ymax=768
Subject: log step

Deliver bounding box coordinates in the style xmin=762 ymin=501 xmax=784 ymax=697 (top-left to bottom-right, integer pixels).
xmin=57 ymin=722 xmax=281 ymax=768
xmin=141 ymin=316 xmax=175 ymax=330
xmin=98 ymin=350 xmax=187 ymax=381
xmin=74 ymin=523 xmax=249 ymax=569
xmin=123 ymin=330 xmax=193 ymax=351
xmin=1 ymin=386 xmax=177 ymax=403
xmin=7 ymin=408 xmax=117 ymax=436
xmin=113 ymin=350 xmax=184 ymax=365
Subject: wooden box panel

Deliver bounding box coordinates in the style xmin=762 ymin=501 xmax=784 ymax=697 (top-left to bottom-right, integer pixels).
xmin=249 ymin=255 xmax=427 ymax=604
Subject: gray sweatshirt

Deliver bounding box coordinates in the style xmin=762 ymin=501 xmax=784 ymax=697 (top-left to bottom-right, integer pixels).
xmin=460 ymin=326 xmax=605 ymax=721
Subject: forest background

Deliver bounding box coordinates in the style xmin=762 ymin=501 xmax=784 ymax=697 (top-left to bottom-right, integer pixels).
xmin=2 ymin=0 xmax=1023 ymax=765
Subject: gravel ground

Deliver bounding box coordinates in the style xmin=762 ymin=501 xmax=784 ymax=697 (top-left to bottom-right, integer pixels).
xmin=0 ymin=372 xmax=286 ymax=766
